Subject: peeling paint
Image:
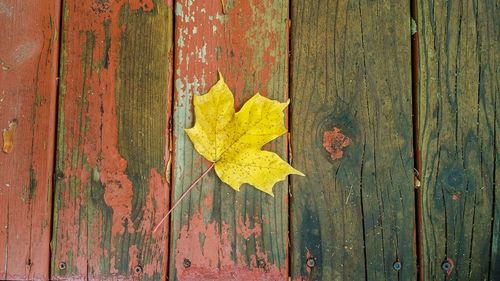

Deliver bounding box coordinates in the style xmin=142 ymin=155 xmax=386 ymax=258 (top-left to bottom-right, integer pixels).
xmin=237 ymin=215 xmax=262 ymax=240
xmin=128 ymin=0 xmax=154 ymax=12
xmin=175 ymin=208 xmax=282 ymax=281
xmin=172 ymin=0 xmax=289 ymax=279
xmin=175 ymin=2 xmax=184 ymax=17
xmin=51 ymin=0 xmax=172 ymax=279
xmin=11 ymin=41 xmax=39 ymax=66
xmin=0 ymin=1 xmax=12 ymax=17
xmin=2 ymin=119 xmax=17 ymax=153
xmin=452 ymin=192 xmax=462 ymax=201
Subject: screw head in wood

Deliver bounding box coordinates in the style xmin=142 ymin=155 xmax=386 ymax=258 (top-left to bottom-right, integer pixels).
xmin=306 ymin=258 xmax=315 ymax=268
xmin=441 ymin=260 xmax=451 ymax=271
xmin=55 ymin=171 xmax=64 ymax=180
xmin=183 ymin=258 xmax=191 ymax=268
xmin=134 ymin=265 xmax=143 ymax=274
xmin=392 ymin=261 xmax=402 ymax=271
xmin=58 ymin=262 xmax=66 ymax=270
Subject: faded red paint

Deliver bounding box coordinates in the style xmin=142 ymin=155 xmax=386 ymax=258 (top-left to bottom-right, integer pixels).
xmin=173 ymin=0 xmax=288 ymax=278
xmin=305 ymin=248 xmax=313 ymax=274
xmin=54 ymin=1 xmax=132 ymax=277
xmin=451 ymin=192 xmax=462 ymax=201
xmin=0 ymin=0 xmax=61 ymax=279
xmin=445 ymin=258 xmax=455 ymax=276
xmin=52 ymin=0 xmax=171 ymax=279
xmin=175 ymin=207 xmax=282 ymax=281
xmin=203 ymin=191 xmax=213 ymax=208
xmin=174 ymin=0 xmax=282 ymax=104
xmin=129 ymin=0 xmax=154 ymax=12
xmin=139 ymin=168 xmax=170 ymax=277
xmin=237 ymin=215 xmax=262 ymax=240
xmin=322 ymin=127 xmax=351 ymax=160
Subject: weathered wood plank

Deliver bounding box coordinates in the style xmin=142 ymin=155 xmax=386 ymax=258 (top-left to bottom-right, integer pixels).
xmin=0 ymin=0 xmax=61 ymax=279
xmin=418 ymin=0 xmax=499 ymax=279
xmin=290 ymin=0 xmax=416 ymax=280
xmin=170 ymin=0 xmax=289 ymax=280
xmin=51 ymin=0 xmax=173 ymax=280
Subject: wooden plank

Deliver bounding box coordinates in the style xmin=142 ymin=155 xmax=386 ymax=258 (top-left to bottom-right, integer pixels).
xmin=170 ymin=0 xmax=289 ymax=280
xmin=0 ymin=0 xmax=61 ymax=279
xmin=51 ymin=0 xmax=173 ymax=280
xmin=418 ymin=0 xmax=499 ymax=279
xmin=290 ymin=0 xmax=416 ymax=280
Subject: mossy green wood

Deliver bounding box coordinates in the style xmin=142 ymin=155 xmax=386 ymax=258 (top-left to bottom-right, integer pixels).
xmin=170 ymin=1 xmax=289 ymax=280
xmin=418 ymin=0 xmax=499 ymax=279
xmin=51 ymin=1 xmax=173 ymax=280
xmin=290 ymin=0 xmax=416 ymax=280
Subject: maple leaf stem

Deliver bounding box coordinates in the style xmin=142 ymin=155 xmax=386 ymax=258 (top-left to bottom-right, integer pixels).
xmin=153 ymin=162 xmax=216 ymax=233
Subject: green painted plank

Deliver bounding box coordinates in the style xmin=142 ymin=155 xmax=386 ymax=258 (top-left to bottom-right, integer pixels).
xmin=290 ymin=0 xmax=416 ymax=280
xmin=418 ymin=0 xmax=499 ymax=280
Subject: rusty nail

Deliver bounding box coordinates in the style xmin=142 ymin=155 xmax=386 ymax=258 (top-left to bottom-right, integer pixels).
xmin=134 ymin=265 xmax=143 ymax=274
xmin=306 ymin=258 xmax=315 ymax=268
xmin=183 ymin=258 xmax=191 ymax=268
xmin=441 ymin=260 xmax=451 ymax=272
xmin=56 ymin=171 xmax=64 ymax=180
xmin=393 ymin=261 xmax=402 ymax=271
xmin=58 ymin=262 xmax=66 ymax=270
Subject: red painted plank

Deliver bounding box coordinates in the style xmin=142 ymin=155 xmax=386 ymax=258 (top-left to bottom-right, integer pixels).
xmin=51 ymin=0 xmax=173 ymax=280
xmin=170 ymin=1 xmax=290 ymax=280
xmin=0 ymin=0 xmax=61 ymax=279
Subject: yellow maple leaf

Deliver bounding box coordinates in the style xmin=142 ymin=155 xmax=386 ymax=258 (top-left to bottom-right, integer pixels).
xmin=185 ymin=73 xmax=304 ymax=196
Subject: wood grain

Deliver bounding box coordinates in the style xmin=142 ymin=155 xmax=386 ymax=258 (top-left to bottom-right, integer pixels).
xmin=0 ymin=0 xmax=61 ymax=279
xmin=170 ymin=0 xmax=289 ymax=280
xmin=51 ymin=0 xmax=173 ymax=280
xmin=418 ymin=0 xmax=499 ymax=279
xmin=290 ymin=0 xmax=416 ymax=280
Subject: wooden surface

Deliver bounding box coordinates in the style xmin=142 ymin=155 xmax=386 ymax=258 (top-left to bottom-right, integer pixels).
xmin=418 ymin=0 xmax=499 ymax=280
xmin=0 ymin=0 xmax=60 ymax=279
xmin=51 ymin=0 xmax=173 ymax=280
xmin=290 ymin=0 xmax=417 ymax=280
xmin=170 ymin=1 xmax=290 ymax=280
xmin=1 ymin=0 xmax=499 ymax=280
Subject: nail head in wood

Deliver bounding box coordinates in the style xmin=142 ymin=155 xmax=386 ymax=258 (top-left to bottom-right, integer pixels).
xmin=441 ymin=260 xmax=451 ymax=272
